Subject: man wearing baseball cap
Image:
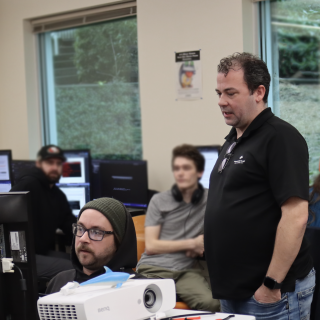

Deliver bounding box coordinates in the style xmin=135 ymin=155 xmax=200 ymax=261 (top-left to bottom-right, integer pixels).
xmin=11 ymin=145 xmax=76 ymax=278
xmin=45 ymin=197 xmax=143 ymax=294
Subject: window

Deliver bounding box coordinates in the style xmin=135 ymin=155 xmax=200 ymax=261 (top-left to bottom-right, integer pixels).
xmin=261 ymin=0 xmax=320 ymax=183
xmin=38 ymin=16 xmax=142 ymax=160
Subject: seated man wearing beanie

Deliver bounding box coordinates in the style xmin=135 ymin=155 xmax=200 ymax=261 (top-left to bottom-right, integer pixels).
xmin=46 ymin=197 xmax=143 ymax=294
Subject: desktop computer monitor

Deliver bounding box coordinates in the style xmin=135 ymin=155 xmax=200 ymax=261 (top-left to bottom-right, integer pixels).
xmin=11 ymin=160 xmax=36 ymax=186
xmin=91 ymin=159 xmax=108 ymax=199
xmin=0 ymin=150 xmax=13 ymax=192
xmin=99 ymin=160 xmax=148 ymax=209
xmin=0 ymin=192 xmax=39 ymax=320
xmin=196 ymin=145 xmax=220 ymax=189
xmin=57 ymin=150 xmax=91 ymax=217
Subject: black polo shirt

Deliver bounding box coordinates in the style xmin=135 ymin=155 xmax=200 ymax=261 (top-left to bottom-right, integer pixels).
xmin=204 ymin=108 xmax=312 ymax=300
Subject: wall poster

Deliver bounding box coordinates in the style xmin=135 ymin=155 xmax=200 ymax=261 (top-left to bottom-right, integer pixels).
xmin=175 ymin=50 xmax=202 ymax=100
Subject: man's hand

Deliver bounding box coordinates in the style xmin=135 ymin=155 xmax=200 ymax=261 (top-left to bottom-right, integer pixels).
xmin=145 ymin=226 xmax=205 ymax=255
xmin=254 ymin=284 xmax=281 ymax=304
xmin=258 ymin=197 xmax=308 ymax=298
xmin=185 ymin=235 xmax=204 ymax=258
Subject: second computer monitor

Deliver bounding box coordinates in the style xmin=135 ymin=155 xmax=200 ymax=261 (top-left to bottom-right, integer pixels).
xmin=0 ymin=150 xmax=13 ymax=192
xmin=196 ymin=145 xmax=220 ymax=189
xmin=0 ymin=192 xmax=39 ymax=320
xmin=100 ymin=160 xmax=148 ymax=209
xmin=56 ymin=150 xmax=91 ymax=217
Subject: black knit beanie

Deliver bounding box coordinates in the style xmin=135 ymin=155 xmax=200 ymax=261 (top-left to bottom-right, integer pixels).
xmin=78 ymin=198 xmax=127 ymax=242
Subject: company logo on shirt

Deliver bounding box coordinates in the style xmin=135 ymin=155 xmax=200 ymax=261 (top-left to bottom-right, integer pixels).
xmin=234 ymin=156 xmax=245 ymax=164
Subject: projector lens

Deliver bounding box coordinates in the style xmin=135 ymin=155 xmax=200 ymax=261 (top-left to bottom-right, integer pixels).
xmin=143 ymin=284 xmax=163 ymax=313
xmin=144 ymin=289 xmax=156 ymax=308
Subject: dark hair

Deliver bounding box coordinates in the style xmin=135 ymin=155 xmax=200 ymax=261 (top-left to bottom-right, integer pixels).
xmin=217 ymin=52 xmax=271 ymax=103
xmin=172 ymin=144 xmax=205 ymax=172
xmin=309 ymin=174 xmax=320 ymax=224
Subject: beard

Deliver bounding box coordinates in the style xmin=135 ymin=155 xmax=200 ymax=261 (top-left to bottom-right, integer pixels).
xmin=45 ymin=171 xmax=61 ymax=183
xmin=75 ymin=243 xmax=116 ymax=271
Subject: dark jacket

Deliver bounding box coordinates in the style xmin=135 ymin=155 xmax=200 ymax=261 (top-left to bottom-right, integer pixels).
xmin=10 ymin=167 xmax=76 ymax=255
xmin=46 ymin=207 xmax=144 ymax=294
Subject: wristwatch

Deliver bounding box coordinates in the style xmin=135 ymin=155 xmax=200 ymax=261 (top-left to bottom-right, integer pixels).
xmin=263 ymin=276 xmax=282 ymax=290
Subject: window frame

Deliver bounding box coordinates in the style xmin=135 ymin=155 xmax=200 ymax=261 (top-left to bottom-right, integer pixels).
xmin=37 ymin=13 xmax=142 ymax=159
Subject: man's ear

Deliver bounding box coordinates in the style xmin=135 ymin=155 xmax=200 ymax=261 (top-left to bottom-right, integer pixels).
xmin=197 ymin=171 xmax=204 ymax=180
xmin=35 ymin=160 xmax=41 ymax=168
xmin=254 ymin=85 xmax=266 ymax=103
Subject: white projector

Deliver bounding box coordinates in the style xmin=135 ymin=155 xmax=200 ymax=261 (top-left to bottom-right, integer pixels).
xmin=38 ymin=279 xmax=176 ymax=320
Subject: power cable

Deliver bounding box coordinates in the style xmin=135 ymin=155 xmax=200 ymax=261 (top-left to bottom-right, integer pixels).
xmin=14 ymin=264 xmax=27 ymax=320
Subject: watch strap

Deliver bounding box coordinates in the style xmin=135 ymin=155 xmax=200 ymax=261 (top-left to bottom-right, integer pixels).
xmin=264 ymin=276 xmax=282 ymax=290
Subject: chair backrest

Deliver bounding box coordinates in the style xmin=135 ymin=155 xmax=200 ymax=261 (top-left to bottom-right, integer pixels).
xmin=131 ymin=214 xmax=191 ymax=310
xmin=132 ymin=214 xmax=146 ymax=262
xmin=305 ymin=227 xmax=320 ymax=320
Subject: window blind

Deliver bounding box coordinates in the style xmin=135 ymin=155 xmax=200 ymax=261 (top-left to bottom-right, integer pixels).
xmin=31 ymin=1 xmax=136 ymax=33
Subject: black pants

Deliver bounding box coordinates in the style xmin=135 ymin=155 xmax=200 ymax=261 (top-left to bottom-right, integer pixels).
xmin=36 ymin=251 xmax=73 ymax=279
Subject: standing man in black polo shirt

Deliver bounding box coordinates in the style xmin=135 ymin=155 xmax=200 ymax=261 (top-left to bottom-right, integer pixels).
xmin=204 ymin=53 xmax=314 ymax=320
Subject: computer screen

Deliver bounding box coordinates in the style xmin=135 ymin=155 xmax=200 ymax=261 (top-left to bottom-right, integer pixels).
xmin=0 ymin=150 xmax=13 ymax=192
xmin=91 ymin=159 xmax=108 ymax=199
xmin=0 ymin=192 xmax=39 ymax=320
xmin=11 ymin=160 xmax=36 ymax=186
xmin=56 ymin=150 xmax=91 ymax=217
xmin=196 ymin=145 xmax=220 ymax=189
xmin=98 ymin=160 xmax=149 ymax=208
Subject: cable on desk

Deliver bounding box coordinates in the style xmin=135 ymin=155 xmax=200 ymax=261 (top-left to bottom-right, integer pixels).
xmin=160 ymin=312 xmax=215 ymax=320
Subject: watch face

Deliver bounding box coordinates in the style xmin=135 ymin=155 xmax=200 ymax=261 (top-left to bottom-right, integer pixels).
xmin=264 ymin=276 xmax=276 ymax=289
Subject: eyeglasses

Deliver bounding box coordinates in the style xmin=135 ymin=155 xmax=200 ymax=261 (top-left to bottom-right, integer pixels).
xmin=72 ymin=223 xmax=114 ymax=241
xmin=218 ymin=142 xmax=237 ymax=174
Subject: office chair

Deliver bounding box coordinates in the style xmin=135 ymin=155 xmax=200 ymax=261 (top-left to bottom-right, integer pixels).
xmin=132 ymin=214 xmax=190 ymax=310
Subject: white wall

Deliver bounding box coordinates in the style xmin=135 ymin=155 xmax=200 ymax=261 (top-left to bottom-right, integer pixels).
xmin=138 ymin=0 xmax=258 ymax=191
xmin=0 ymin=0 xmax=119 ymax=159
xmin=0 ymin=0 xmax=258 ymax=191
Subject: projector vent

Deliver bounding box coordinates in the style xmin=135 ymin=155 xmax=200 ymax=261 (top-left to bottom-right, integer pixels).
xmin=38 ymin=304 xmax=78 ymax=320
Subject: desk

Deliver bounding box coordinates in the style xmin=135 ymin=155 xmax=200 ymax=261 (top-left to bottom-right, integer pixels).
xmin=165 ymin=309 xmax=256 ymax=320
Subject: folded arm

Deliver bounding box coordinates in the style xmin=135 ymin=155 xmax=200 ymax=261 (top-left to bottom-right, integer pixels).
xmin=145 ymin=225 xmax=204 ymax=257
